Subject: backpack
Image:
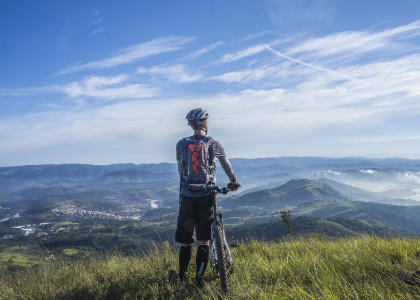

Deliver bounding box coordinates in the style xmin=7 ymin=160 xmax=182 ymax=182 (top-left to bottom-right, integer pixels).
xmin=180 ymin=136 xmax=215 ymax=192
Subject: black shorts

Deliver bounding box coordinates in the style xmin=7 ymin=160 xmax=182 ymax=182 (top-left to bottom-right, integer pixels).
xmin=175 ymin=194 xmax=215 ymax=244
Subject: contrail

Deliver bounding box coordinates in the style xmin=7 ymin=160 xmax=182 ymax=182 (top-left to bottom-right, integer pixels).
xmin=265 ymin=45 xmax=358 ymax=81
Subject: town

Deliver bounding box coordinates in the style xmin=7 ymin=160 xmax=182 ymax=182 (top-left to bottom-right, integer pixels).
xmin=51 ymin=204 xmax=143 ymax=221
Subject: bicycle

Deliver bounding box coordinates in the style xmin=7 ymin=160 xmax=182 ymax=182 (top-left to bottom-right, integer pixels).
xmin=168 ymin=182 xmax=240 ymax=293
xmin=204 ymin=182 xmax=241 ymax=294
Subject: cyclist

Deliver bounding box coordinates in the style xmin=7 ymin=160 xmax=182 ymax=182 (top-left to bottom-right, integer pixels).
xmin=175 ymin=108 xmax=239 ymax=286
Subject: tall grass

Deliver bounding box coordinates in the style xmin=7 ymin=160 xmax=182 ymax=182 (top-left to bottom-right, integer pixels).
xmin=1 ymin=236 xmax=419 ymax=299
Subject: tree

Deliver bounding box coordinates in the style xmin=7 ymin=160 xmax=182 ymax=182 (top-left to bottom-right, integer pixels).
xmin=280 ymin=210 xmax=292 ymax=234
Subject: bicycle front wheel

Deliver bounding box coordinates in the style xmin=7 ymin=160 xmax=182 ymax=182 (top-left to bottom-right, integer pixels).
xmin=214 ymin=222 xmax=229 ymax=294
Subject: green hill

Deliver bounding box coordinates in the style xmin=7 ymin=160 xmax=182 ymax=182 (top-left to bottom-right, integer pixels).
xmin=223 ymin=178 xmax=348 ymax=209
xmin=294 ymin=201 xmax=420 ymax=233
xmin=226 ymin=216 xmax=403 ymax=240
xmin=1 ymin=236 xmax=419 ymax=299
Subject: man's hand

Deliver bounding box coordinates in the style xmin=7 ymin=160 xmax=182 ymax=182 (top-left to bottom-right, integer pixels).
xmin=228 ymin=180 xmax=241 ymax=191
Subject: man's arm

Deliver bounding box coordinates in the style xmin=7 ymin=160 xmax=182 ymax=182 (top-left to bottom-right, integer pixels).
xmin=176 ymin=140 xmax=184 ymax=177
xmin=213 ymin=140 xmax=237 ymax=183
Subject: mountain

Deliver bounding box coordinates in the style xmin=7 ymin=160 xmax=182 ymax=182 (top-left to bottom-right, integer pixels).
xmin=227 ymin=216 xmax=404 ymax=240
xmin=12 ymin=186 xmax=83 ymax=199
xmin=293 ymin=201 xmax=420 ymax=234
xmin=0 ymin=163 xmax=177 ymax=186
xmin=92 ymin=170 xmax=177 ymax=184
xmin=222 ymin=178 xmax=347 ymax=209
xmin=317 ymin=178 xmax=420 ymax=206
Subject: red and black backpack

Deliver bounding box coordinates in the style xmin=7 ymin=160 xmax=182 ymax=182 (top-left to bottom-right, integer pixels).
xmin=180 ymin=136 xmax=215 ymax=192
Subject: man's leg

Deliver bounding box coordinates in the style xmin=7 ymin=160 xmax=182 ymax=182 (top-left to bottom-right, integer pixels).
xmin=175 ymin=195 xmax=196 ymax=282
xmin=196 ymin=240 xmax=210 ymax=286
xmin=195 ymin=194 xmax=215 ymax=286
xmin=179 ymin=243 xmax=193 ymax=282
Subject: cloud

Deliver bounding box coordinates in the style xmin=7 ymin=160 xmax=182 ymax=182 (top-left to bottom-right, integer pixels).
xmin=137 ymin=64 xmax=203 ymax=83
xmin=266 ymin=46 xmax=357 ymax=80
xmin=92 ymin=28 xmax=104 ymax=34
xmin=91 ymin=18 xmax=103 ymax=25
xmin=210 ymin=65 xmax=286 ymax=83
xmin=0 ymin=98 xmax=190 ymax=164
xmin=3 ymin=20 xmax=420 ymax=164
xmin=286 ymin=20 xmax=420 ymax=60
xmin=238 ymin=31 xmax=272 ymax=43
xmin=62 ymin=74 xmax=158 ymax=100
xmin=0 ymin=86 xmax=62 ymax=97
xmin=183 ymin=41 xmax=224 ymax=60
xmin=2 ymin=76 xmax=420 ymax=165
xmin=217 ymin=44 xmax=267 ymax=63
xmin=58 ymin=36 xmax=195 ymax=75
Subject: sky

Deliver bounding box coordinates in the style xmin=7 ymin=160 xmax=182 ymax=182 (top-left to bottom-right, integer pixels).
xmin=1 ymin=0 xmax=420 ymax=166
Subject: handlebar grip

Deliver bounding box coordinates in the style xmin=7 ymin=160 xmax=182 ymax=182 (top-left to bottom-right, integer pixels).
xmin=227 ymin=182 xmax=241 ymax=190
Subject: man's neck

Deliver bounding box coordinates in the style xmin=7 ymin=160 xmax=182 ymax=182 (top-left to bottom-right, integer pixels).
xmin=193 ymin=129 xmax=207 ymax=136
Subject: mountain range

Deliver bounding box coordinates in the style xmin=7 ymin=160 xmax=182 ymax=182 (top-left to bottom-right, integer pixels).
xmin=1 ymin=157 xmax=420 ymax=268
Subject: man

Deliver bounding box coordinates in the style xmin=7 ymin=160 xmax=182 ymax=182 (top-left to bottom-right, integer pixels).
xmin=174 ymin=108 xmax=239 ymax=286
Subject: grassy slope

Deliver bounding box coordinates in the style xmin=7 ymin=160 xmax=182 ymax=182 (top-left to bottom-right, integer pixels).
xmin=1 ymin=236 xmax=419 ymax=299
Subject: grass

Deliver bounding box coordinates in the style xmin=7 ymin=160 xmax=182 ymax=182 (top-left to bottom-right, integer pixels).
xmin=62 ymin=248 xmax=80 ymax=256
xmin=51 ymin=222 xmax=76 ymax=229
xmin=0 ymin=246 xmax=44 ymax=268
xmin=0 ymin=236 xmax=419 ymax=299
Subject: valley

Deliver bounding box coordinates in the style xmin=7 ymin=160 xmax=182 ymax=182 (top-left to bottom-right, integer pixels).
xmin=0 ymin=157 xmax=419 ymax=267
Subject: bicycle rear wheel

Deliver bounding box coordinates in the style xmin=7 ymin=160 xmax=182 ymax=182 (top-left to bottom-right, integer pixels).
xmin=214 ymin=222 xmax=229 ymax=294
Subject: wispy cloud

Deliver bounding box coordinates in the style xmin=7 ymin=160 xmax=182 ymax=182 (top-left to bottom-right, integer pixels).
xmin=183 ymin=41 xmax=224 ymax=61
xmin=62 ymin=74 xmax=158 ymax=100
xmin=266 ymin=46 xmax=357 ymax=80
xmin=137 ymin=64 xmax=203 ymax=83
xmin=0 ymin=86 xmax=62 ymax=97
xmin=92 ymin=28 xmax=104 ymax=34
xmin=57 ymin=36 xmax=195 ymax=75
xmin=91 ymin=18 xmax=103 ymax=25
xmin=3 ymin=20 xmax=420 ymax=164
xmin=217 ymin=44 xmax=267 ymax=64
xmin=210 ymin=64 xmax=287 ymax=83
xmin=287 ymin=20 xmax=420 ymax=60
xmin=238 ymin=31 xmax=272 ymax=43
xmin=91 ymin=9 xmax=104 ymax=35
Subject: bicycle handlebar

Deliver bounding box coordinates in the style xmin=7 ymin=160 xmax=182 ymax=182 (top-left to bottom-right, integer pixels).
xmin=204 ymin=182 xmax=241 ymax=195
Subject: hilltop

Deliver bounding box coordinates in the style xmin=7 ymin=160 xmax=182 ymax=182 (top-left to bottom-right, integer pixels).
xmin=222 ymin=178 xmax=347 ymax=209
xmin=1 ymin=236 xmax=419 ymax=299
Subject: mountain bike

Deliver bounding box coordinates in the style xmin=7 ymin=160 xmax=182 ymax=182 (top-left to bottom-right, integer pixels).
xmin=204 ymin=182 xmax=241 ymax=294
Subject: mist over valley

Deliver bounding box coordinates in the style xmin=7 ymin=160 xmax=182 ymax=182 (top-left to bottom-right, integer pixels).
xmin=0 ymin=156 xmax=419 ymax=266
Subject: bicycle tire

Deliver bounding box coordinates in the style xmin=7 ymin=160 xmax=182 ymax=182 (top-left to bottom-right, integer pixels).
xmin=214 ymin=222 xmax=229 ymax=294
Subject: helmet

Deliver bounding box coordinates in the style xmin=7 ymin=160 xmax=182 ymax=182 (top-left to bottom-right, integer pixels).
xmin=185 ymin=108 xmax=209 ymax=126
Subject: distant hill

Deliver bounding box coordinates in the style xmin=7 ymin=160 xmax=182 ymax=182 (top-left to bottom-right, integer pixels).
xmin=93 ymin=170 xmax=177 ymax=184
xmin=318 ymin=178 xmax=420 ymax=206
xmin=227 ymin=215 xmax=404 ymax=240
xmin=0 ymin=163 xmax=177 ymax=185
xmin=12 ymin=186 xmax=83 ymax=199
xmin=222 ymin=178 xmax=347 ymax=209
xmin=293 ymin=201 xmax=420 ymax=234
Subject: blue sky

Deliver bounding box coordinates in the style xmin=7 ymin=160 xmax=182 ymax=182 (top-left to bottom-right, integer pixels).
xmin=1 ymin=0 xmax=420 ymax=166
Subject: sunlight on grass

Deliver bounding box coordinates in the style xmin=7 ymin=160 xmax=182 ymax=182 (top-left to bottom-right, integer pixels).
xmin=0 ymin=236 xmax=419 ymax=299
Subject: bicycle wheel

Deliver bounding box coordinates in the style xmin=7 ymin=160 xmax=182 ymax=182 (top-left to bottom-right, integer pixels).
xmin=214 ymin=222 xmax=229 ymax=293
